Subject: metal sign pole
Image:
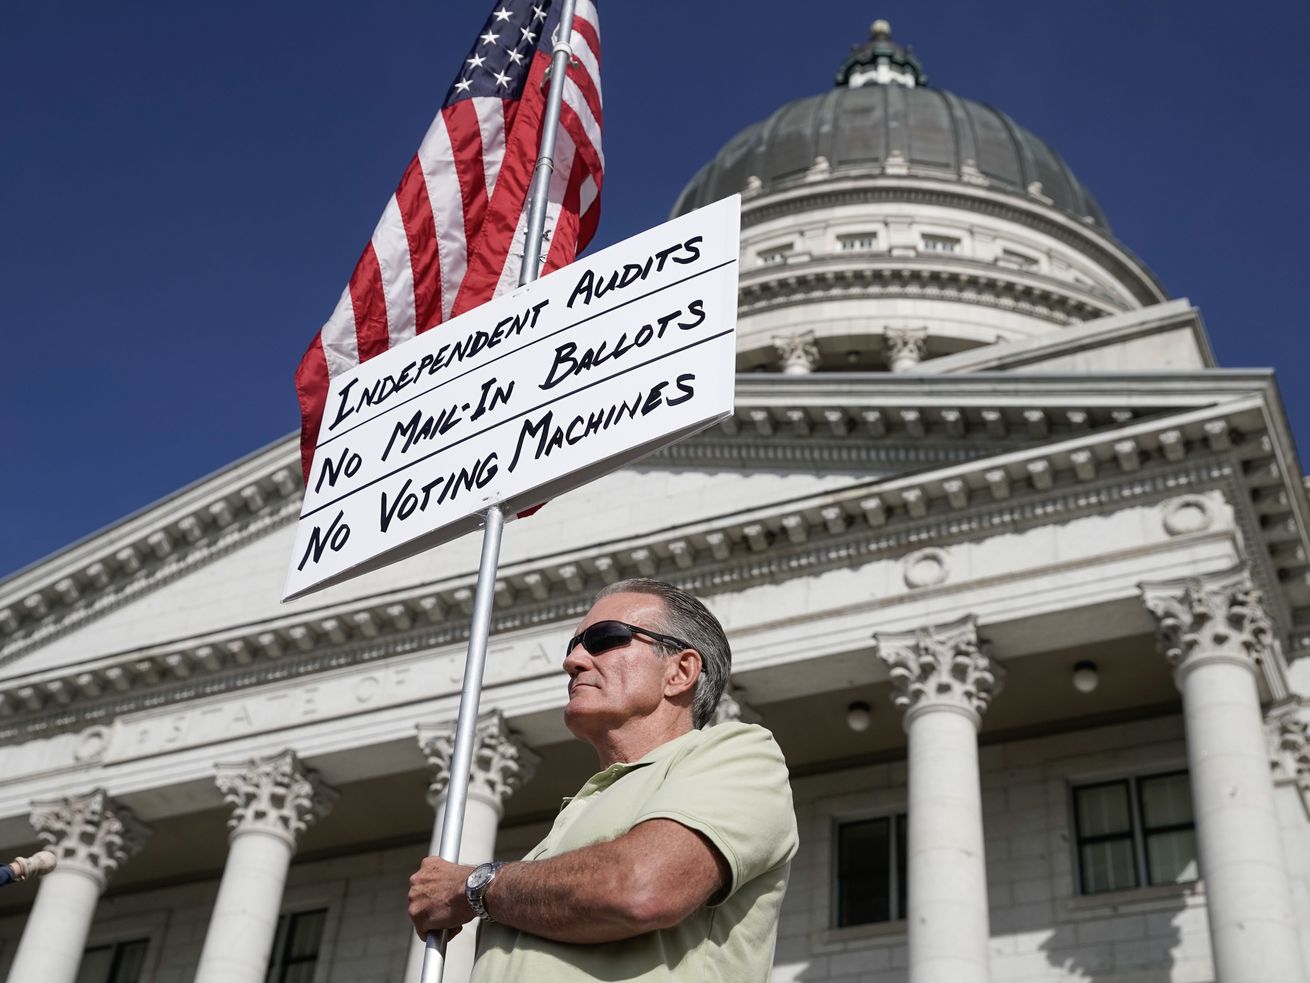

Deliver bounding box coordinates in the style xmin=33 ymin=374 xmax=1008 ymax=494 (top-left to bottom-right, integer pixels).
xmin=518 ymin=0 xmax=580 ymax=289
xmin=418 ymin=503 xmax=504 ymax=983
xmin=418 ymin=2 xmax=578 ymax=981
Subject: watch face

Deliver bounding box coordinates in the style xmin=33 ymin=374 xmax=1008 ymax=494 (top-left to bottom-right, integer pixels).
xmin=468 ymin=866 xmax=495 ymax=892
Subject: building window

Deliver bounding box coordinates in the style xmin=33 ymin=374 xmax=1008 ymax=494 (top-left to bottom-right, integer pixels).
xmin=838 ymin=233 xmax=878 ymax=252
xmin=999 ymin=248 xmax=1038 ymax=270
xmin=265 ymin=908 xmax=328 ymax=983
xmin=834 ymin=814 xmax=907 ymax=926
xmin=76 ymin=939 xmax=149 ymax=983
xmin=1073 ymin=771 xmax=1198 ymax=895
xmin=920 ymin=234 xmax=960 ymax=254
xmin=758 ymin=244 xmax=793 ymax=266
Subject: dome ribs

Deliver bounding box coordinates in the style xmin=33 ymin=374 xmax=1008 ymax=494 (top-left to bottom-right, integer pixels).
xmin=673 ymin=87 xmax=1113 ymax=234
xmin=941 ymin=89 xmax=980 ymax=180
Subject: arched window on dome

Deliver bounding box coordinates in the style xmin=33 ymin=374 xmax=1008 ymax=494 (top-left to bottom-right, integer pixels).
xmin=998 ymin=248 xmax=1040 ymax=271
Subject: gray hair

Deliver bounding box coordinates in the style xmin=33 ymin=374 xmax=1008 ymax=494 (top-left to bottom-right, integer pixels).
xmin=594 ymin=578 xmax=731 ymax=729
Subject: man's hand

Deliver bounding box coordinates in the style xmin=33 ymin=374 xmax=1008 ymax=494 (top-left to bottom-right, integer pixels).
xmin=408 ymin=857 xmax=477 ymax=939
xmin=406 ymin=819 xmax=729 ymax=945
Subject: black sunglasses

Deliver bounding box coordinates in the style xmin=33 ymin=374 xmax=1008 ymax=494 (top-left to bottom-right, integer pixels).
xmin=566 ymin=620 xmax=692 ymax=659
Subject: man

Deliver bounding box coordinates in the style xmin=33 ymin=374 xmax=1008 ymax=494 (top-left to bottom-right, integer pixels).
xmin=408 ymin=578 xmax=798 ymax=981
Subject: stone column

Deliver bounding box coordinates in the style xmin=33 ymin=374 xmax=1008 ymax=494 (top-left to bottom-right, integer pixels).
xmin=711 ymin=683 xmax=762 ymax=726
xmin=7 ymin=790 xmax=150 ymax=983
xmin=1141 ymin=567 xmax=1306 ymax=983
xmin=193 ymin=750 xmax=338 ymax=983
xmin=885 ymin=327 xmax=927 ymax=372
xmin=873 ymin=615 xmax=1001 ymax=983
xmin=404 ymin=711 xmax=539 ymax=983
xmin=1268 ymin=710 xmax=1310 ymax=818
xmin=772 ymin=331 xmax=820 ymax=374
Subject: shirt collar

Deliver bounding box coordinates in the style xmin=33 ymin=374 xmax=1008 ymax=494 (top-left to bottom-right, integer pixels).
xmin=559 ymin=728 xmax=702 ymax=810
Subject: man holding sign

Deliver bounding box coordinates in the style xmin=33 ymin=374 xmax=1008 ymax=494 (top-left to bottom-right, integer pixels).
xmin=407 ymin=579 xmax=798 ymax=981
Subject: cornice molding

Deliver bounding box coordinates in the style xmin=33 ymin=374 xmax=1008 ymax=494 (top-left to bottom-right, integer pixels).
xmin=737 ymin=260 xmax=1117 ymax=329
xmin=0 ymin=462 xmax=303 ymax=666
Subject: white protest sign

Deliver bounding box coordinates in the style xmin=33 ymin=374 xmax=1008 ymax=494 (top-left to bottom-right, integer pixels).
xmin=283 ymin=195 xmax=741 ymax=600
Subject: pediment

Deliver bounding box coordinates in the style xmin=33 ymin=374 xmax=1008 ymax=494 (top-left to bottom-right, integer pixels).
xmin=0 ymin=451 xmax=854 ymax=683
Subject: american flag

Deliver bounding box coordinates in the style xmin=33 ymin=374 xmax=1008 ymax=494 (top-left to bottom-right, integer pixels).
xmin=295 ymin=0 xmax=604 ymax=482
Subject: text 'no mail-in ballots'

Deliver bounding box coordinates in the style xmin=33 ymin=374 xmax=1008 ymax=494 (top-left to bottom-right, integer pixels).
xmin=283 ymin=195 xmax=741 ymax=600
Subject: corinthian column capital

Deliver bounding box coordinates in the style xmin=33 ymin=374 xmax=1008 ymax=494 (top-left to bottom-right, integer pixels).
xmin=711 ymin=683 xmax=762 ymax=726
xmin=30 ymin=789 xmax=151 ymax=888
xmin=772 ymin=331 xmax=821 ymax=374
xmin=418 ymin=710 xmax=539 ymax=814
xmin=1268 ymin=710 xmax=1310 ymax=816
xmin=1140 ymin=565 xmax=1273 ymax=678
xmin=215 ymin=750 xmax=338 ymax=847
xmin=885 ymin=327 xmax=928 ymax=372
xmin=873 ymin=615 xmax=1002 ymax=727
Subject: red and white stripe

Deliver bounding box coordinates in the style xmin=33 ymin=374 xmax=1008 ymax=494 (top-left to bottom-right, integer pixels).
xmin=295 ymin=0 xmax=604 ymax=483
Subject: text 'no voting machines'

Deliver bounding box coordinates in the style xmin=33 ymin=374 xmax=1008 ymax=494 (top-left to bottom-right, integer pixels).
xmin=297 ymin=234 xmax=715 ymax=573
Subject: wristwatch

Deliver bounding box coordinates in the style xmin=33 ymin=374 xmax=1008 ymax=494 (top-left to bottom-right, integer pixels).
xmin=465 ymin=861 xmax=506 ymax=921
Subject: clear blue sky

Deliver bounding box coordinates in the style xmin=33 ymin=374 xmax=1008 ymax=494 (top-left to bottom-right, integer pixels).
xmin=3 ymin=1 xmax=1308 ymax=578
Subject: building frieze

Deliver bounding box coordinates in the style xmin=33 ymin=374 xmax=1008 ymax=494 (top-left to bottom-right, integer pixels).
xmin=739 ymin=177 xmax=1164 ymax=307
xmin=652 ymin=434 xmax=997 ymax=473
xmin=738 ymin=260 xmax=1114 ymax=328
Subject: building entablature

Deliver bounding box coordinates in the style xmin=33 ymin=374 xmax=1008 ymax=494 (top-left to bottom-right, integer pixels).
xmin=737 ymin=177 xmax=1165 ymax=309
xmin=0 ymin=374 xmax=1304 ymax=747
xmin=0 ymin=502 xmax=1252 ymax=837
xmin=734 ymin=260 xmax=1122 ymax=371
xmin=0 ymin=374 xmax=1241 ymax=660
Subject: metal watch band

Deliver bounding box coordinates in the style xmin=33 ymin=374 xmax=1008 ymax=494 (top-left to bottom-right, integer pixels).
xmin=466 ymin=860 xmax=506 ymax=921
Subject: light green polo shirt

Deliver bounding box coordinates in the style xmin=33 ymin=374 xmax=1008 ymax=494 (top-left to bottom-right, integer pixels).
xmin=471 ymin=722 xmax=798 ymax=982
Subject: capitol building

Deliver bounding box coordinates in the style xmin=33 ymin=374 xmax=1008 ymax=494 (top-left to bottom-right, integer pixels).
xmin=1 ymin=19 xmax=1308 ymax=983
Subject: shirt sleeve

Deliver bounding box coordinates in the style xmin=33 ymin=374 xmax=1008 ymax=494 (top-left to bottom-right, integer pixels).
xmin=632 ymin=722 xmax=798 ymax=903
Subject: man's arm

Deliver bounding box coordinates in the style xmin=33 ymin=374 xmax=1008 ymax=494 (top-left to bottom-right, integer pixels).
xmin=408 ymin=818 xmax=730 ymax=944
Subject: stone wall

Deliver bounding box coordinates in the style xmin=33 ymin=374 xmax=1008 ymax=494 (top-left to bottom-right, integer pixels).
xmin=775 ymin=714 xmax=1218 ymax=983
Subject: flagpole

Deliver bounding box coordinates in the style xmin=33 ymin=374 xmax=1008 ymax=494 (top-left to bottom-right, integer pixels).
xmin=418 ymin=3 xmax=579 ymax=981
xmin=519 ymin=0 xmax=580 ymax=288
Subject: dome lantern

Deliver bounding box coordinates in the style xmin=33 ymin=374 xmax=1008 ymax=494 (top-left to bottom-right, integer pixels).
xmin=836 ymin=19 xmax=926 ymax=89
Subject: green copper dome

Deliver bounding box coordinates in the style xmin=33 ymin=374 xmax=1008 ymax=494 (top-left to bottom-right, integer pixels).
xmin=673 ymin=21 xmax=1110 ymax=232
